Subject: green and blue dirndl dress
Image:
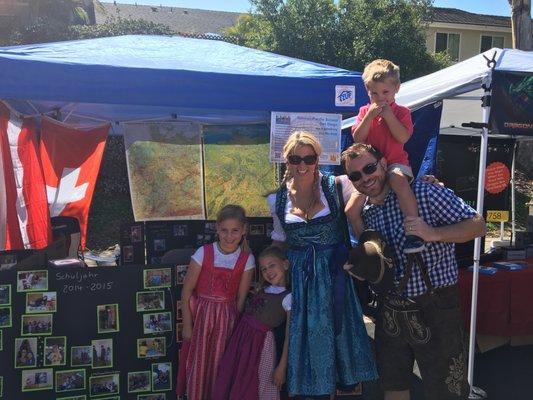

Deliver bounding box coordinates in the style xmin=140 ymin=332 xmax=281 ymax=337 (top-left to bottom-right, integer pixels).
xmin=275 ymin=175 xmax=377 ymax=396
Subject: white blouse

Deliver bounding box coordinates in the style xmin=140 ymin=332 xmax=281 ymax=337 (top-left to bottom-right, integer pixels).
xmin=191 ymin=244 xmax=256 ymax=271
xmin=266 ymin=174 xmax=355 ymax=242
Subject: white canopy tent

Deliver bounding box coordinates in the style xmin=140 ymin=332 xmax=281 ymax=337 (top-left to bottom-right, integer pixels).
xmin=398 ymin=48 xmax=533 ymax=397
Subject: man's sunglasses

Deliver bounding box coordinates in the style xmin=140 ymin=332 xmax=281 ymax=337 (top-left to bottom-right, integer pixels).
xmin=287 ymin=154 xmax=318 ymax=165
xmin=348 ymin=161 xmax=379 ymax=182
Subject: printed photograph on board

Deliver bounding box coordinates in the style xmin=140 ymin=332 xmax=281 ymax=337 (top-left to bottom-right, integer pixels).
xmin=0 ymin=285 xmax=11 ymax=305
xmin=175 ymin=265 xmax=187 ymax=285
xmin=21 ymin=313 xmax=52 ymax=336
xmin=17 ymin=270 xmax=48 ymax=292
xmin=0 ymin=306 xmax=11 ymax=328
xmin=91 ymin=338 xmax=113 ymax=369
xmin=55 ymin=369 xmax=86 ymax=392
xmin=44 ymin=336 xmax=67 ymax=366
xmin=127 ymin=371 xmax=151 ymax=393
xmin=97 ymin=304 xmax=120 ymax=333
xmin=143 ymin=312 xmax=172 ymax=334
xmin=151 ymin=362 xmax=172 ymax=391
xmin=89 ymin=373 xmax=119 ymax=397
xmin=26 ymin=291 xmax=57 ymax=313
xmin=21 ymin=368 xmax=53 ymax=391
xmin=137 ymin=337 xmax=166 ymax=359
xmin=15 ymin=337 xmax=37 ymax=368
xmin=71 ymin=345 xmax=93 ymax=367
xmin=136 ymin=291 xmax=165 ymax=312
xmin=143 ymin=268 xmax=172 ymax=289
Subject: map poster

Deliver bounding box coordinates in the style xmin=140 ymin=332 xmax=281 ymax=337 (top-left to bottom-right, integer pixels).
xmin=269 ymin=112 xmax=342 ymax=165
xmin=203 ymin=124 xmax=276 ymax=219
xmin=124 ymin=122 xmax=204 ymax=221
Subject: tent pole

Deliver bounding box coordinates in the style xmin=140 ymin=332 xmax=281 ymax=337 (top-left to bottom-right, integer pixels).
xmin=511 ymin=142 xmax=517 ymax=244
xmin=467 ymin=83 xmax=491 ymax=395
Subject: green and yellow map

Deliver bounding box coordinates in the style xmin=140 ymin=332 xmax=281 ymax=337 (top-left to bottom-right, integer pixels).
xmin=203 ymin=124 xmax=276 ymax=219
xmin=124 ymin=122 xmax=204 ymax=220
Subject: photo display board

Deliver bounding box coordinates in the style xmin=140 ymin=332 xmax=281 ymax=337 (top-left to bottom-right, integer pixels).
xmin=0 ymin=265 xmax=178 ymax=400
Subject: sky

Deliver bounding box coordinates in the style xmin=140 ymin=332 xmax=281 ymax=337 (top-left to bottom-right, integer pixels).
xmin=113 ymin=0 xmax=517 ymax=17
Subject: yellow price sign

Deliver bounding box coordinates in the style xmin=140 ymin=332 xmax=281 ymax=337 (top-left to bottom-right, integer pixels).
xmin=486 ymin=210 xmax=509 ymax=222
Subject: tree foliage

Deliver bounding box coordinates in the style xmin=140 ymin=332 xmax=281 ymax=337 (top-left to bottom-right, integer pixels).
xmin=225 ymin=0 xmax=451 ymax=80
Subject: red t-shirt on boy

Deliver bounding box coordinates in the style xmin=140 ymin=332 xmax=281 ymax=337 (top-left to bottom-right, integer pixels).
xmin=352 ymin=102 xmax=413 ymax=166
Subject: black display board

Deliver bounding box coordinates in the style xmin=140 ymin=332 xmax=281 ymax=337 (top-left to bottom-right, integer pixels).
xmin=436 ymin=135 xmax=515 ymax=264
xmin=145 ymin=218 xmax=273 ymax=266
xmin=0 ymin=266 xmax=178 ymax=399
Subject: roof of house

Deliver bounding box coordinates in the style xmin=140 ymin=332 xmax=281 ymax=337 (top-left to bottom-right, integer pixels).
xmin=96 ymin=2 xmax=242 ymax=34
xmin=96 ymin=4 xmax=514 ymax=34
xmin=431 ymin=7 xmax=511 ymax=28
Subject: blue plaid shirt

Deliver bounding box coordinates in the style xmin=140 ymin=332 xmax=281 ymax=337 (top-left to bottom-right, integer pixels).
xmin=362 ymin=180 xmax=478 ymax=297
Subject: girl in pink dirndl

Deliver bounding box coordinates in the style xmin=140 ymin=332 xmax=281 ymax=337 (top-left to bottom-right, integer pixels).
xmin=214 ymin=246 xmax=291 ymax=400
xmin=178 ymin=205 xmax=255 ymax=400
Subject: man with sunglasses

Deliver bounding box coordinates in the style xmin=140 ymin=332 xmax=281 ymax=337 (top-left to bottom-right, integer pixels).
xmin=342 ymin=143 xmax=486 ymax=400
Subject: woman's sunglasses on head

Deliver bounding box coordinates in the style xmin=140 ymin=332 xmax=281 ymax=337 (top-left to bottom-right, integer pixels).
xmin=287 ymin=154 xmax=318 ymax=165
xmin=348 ymin=160 xmax=379 ymax=182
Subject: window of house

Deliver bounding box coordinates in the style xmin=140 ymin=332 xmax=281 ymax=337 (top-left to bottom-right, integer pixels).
xmin=435 ymin=32 xmax=460 ymax=61
xmin=480 ymin=35 xmax=504 ymax=52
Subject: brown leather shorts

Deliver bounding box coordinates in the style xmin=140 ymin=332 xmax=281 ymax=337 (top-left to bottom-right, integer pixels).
xmin=375 ymin=285 xmax=469 ymax=400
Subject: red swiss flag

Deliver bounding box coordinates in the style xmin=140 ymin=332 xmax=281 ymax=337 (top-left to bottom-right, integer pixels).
xmin=40 ymin=117 xmax=110 ymax=249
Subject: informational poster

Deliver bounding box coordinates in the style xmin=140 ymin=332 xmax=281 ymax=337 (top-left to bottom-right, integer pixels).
xmin=490 ymin=70 xmax=533 ymax=136
xmin=269 ymin=112 xmax=342 ymax=165
xmin=124 ymin=122 xmax=204 ymax=221
xmin=203 ymin=124 xmax=276 ymax=219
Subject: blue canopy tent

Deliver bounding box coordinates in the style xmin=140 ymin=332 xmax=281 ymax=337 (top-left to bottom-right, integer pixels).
xmin=0 ymin=35 xmax=369 ymax=125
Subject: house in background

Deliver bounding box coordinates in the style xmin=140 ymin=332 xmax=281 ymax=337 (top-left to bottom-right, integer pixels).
xmin=96 ymin=2 xmax=241 ymax=35
xmin=97 ymin=3 xmax=519 ymax=63
xmin=425 ymin=8 xmax=513 ymax=61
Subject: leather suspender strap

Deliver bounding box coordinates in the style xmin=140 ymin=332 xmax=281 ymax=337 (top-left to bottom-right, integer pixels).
xmin=396 ymin=253 xmax=434 ymax=296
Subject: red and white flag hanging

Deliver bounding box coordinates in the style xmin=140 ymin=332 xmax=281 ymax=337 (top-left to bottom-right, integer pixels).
xmin=40 ymin=117 xmax=110 ymax=249
xmin=0 ymin=102 xmax=52 ymax=250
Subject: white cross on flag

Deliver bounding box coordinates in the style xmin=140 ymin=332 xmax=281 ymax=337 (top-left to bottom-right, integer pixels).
xmin=40 ymin=117 xmax=110 ymax=249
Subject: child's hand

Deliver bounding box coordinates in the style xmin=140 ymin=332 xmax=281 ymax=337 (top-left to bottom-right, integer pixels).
xmin=345 ymin=192 xmax=366 ymax=220
xmin=367 ymin=102 xmax=384 ymax=118
xmin=272 ymin=364 xmax=286 ymax=389
xmin=380 ymin=103 xmax=393 ymax=118
xmin=182 ymin=324 xmax=193 ymax=341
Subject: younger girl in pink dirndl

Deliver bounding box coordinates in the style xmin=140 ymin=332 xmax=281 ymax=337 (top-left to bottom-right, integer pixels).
xmin=178 ymin=205 xmax=255 ymax=400
xmin=214 ymin=246 xmax=291 ymax=400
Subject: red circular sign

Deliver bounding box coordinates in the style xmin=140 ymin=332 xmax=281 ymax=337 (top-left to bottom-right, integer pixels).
xmin=484 ymin=162 xmax=510 ymax=194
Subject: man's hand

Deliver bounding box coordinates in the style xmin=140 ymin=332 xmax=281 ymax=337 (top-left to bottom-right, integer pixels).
xmin=404 ymin=216 xmax=438 ymax=242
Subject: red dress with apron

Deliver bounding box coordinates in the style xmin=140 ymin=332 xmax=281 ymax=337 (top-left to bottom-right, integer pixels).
xmin=183 ymin=243 xmax=249 ymax=400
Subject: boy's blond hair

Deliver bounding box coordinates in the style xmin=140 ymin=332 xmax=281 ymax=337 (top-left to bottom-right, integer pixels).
xmin=362 ymin=59 xmax=400 ymax=86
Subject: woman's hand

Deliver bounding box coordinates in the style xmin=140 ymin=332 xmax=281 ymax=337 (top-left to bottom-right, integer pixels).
xmin=182 ymin=323 xmax=193 ymax=341
xmin=272 ymin=364 xmax=286 ymax=389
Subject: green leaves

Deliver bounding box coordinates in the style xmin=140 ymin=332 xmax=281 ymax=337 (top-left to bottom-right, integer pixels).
xmin=228 ymin=0 xmax=447 ymax=80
